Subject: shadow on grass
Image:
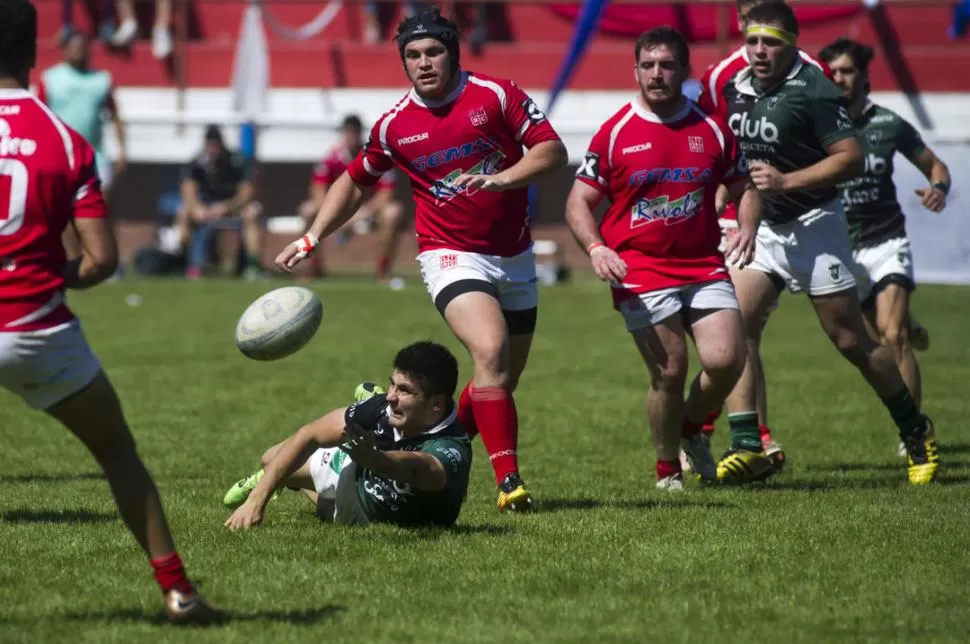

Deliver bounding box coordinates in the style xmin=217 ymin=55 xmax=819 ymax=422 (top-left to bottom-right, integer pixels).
xmin=61 ymin=605 xmax=344 ymax=627
xmin=539 ymin=497 xmax=738 ymax=513
xmin=1 ymin=509 xmax=116 ymax=524
xmin=0 ymin=472 xmax=104 ymax=484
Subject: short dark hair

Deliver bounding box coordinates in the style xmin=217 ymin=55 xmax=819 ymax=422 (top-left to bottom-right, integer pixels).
xmin=819 ymin=37 xmax=875 ymax=73
xmin=0 ymin=0 xmax=37 ymax=78
xmin=340 ymin=115 xmax=363 ymax=132
xmin=634 ymin=27 xmax=690 ymax=68
xmin=737 ymin=0 xmax=781 ymax=12
xmin=204 ymin=124 xmax=223 ymax=143
xmin=393 ymin=341 xmax=459 ymax=400
xmin=745 ymin=1 xmax=799 ymax=36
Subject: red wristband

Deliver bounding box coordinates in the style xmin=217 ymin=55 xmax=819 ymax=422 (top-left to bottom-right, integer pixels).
xmin=586 ymin=241 xmax=605 ymax=255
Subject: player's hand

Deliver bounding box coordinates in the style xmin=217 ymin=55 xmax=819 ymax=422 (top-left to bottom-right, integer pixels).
xmin=915 ymin=187 xmax=946 ymax=213
xmin=224 ymin=500 xmax=264 ymax=532
xmin=748 ymin=162 xmax=786 ymax=193
xmin=451 ymin=173 xmax=510 ymax=193
xmin=339 ymin=424 xmax=377 ymax=463
xmin=274 ymin=233 xmax=319 ymax=273
xmin=724 ymin=225 xmax=757 ymax=268
xmin=589 ymin=246 xmax=627 ymax=283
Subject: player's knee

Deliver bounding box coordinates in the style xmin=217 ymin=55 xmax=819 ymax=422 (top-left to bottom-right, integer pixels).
xmin=470 ymin=344 xmax=510 ymax=385
xmin=241 ymin=202 xmax=263 ymax=225
xmin=881 ymin=323 xmax=911 ymax=359
xmin=828 ymin=326 xmax=870 ymax=364
xmin=652 ymin=361 xmax=688 ymax=392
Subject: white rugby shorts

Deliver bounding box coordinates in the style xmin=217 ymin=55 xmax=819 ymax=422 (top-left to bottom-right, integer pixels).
xmin=307 ymin=447 xmax=370 ymax=526
xmin=417 ymin=247 xmax=538 ymax=312
xmin=616 ymin=279 xmax=739 ymax=332
xmin=0 ymin=320 xmax=102 ymax=410
xmin=748 ymin=200 xmax=857 ymax=296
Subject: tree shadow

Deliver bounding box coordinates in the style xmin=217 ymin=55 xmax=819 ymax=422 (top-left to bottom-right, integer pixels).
xmin=1 ymin=509 xmax=117 ymax=524
xmin=805 ymin=463 xmax=914 ymax=473
xmin=538 ymin=498 xmax=603 ymax=513
xmin=0 ymin=473 xmax=104 ymax=484
xmin=62 ymin=605 xmax=344 ymax=627
xmin=758 ymin=475 xmax=908 ymax=492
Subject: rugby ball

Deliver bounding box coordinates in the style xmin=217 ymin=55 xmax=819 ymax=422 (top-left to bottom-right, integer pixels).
xmin=235 ymin=286 xmax=323 ymax=361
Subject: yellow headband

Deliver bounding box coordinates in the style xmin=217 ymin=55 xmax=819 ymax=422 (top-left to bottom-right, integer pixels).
xmin=745 ymin=23 xmax=797 ymax=46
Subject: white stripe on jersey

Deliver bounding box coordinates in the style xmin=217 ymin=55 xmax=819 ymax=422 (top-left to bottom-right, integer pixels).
xmin=467 ymin=75 xmax=508 ymax=112
xmin=363 ymin=157 xmax=382 ymax=177
xmin=377 ymin=94 xmax=412 ymax=158
xmin=28 ymin=95 xmax=75 ymax=172
xmin=607 ymin=105 xmax=637 ymax=164
xmin=707 ymin=48 xmax=745 ymax=110
xmin=690 ymin=103 xmax=727 ymax=162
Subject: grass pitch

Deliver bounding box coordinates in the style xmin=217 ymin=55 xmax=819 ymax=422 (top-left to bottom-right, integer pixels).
xmin=1 ymin=276 xmax=969 ymax=643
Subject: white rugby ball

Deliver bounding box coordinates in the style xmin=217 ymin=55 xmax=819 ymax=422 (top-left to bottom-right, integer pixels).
xmin=235 ymin=286 xmax=323 ymax=361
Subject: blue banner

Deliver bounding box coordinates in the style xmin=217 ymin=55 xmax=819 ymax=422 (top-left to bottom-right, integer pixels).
xmin=529 ymin=0 xmax=611 ymax=220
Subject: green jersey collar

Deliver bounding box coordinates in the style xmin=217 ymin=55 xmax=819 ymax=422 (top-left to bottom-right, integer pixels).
xmin=734 ymin=56 xmax=805 ymax=98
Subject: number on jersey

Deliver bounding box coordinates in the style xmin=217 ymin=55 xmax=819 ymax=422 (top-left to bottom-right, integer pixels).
xmin=0 ymin=158 xmax=28 ymax=236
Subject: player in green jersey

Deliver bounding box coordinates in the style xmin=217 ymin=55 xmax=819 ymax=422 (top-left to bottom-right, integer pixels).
xmin=717 ymin=2 xmax=938 ymax=485
xmin=223 ymin=342 xmax=472 ymax=529
xmin=819 ymin=38 xmax=950 ymax=455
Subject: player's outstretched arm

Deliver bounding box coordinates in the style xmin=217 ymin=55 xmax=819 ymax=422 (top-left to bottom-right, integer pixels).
xmin=453 ymin=140 xmax=567 ymax=192
xmin=752 ymin=137 xmax=864 ymax=194
xmin=63 ymin=217 xmax=118 ymax=289
xmin=275 ymin=172 xmax=365 ymax=272
xmin=565 ymin=180 xmax=627 ymax=283
xmin=225 ymin=408 xmax=347 ymax=531
xmin=911 ymin=147 xmax=951 ymax=213
xmin=341 ymin=424 xmax=447 ymax=491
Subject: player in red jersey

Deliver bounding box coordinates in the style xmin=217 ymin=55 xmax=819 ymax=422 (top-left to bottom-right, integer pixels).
xmin=297 ymin=114 xmax=405 ymax=280
xmin=565 ymin=27 xmax=761 ymax=489
xmin=275 ymin=9 xmax=568 ymax=512
xmin=0 ymin=0 xmax=218 ymax=623
xmin=690 ymin=0 xmax=832 ymax=465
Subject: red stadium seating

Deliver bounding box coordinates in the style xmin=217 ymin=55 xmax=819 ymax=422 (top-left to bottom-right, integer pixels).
xmin=32 ymin=2 xmax=970 ymax=91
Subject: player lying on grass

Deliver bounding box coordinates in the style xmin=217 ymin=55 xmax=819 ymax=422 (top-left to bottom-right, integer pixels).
xmin=566 ymin=27 xmax=759 ymax=489
xmin=224 ymin=341 xmax=472 ymax=530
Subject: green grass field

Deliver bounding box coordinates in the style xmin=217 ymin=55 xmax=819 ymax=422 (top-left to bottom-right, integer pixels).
xmin=2 ymin=277 xmax=969 ymax=643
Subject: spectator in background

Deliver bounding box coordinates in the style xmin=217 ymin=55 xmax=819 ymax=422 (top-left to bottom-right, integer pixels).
xmin=298 ymin=115 xmax=405 ymax=281
xmin=37 ymin=30 xmax=127 ymax=259
xmin=176 ymin=125 xmax=264 ymax=280
xmin=363 ymin=2 xmax=488 ymax=53
xmin=110 ymin=0 xmax=173 ymax=59
xmin=60 ymin=0 xmax=115 ymax=44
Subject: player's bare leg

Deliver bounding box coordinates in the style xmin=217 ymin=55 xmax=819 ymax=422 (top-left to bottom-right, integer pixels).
xmin=375 ymin=202 xmax=405 ymax=281
xmin=445 ymin=291 xmax=535 ymax=511
xmin=240 ymin=202 xmax=265 ymax=280
xmin=811 ymin=288 xmax=937 ymax=483
xmin=873 ymin=284 xmax=921 ymax=406
xmin=632 ymin=317 xmax=689 ymax=490
xmin=681 ymin=308 xmax=746 ymax=481
xmin=719 ymin=269 xmax=779 ymax=483
xmin=47 ymin=371 xmax=219 ymax=623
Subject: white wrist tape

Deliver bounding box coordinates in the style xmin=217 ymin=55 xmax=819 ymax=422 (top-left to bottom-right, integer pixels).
xmin=293 ymin=233 xmax=319 ymax=259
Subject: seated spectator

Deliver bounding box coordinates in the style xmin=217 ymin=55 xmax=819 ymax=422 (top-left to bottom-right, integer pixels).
xmin=110 ymin=0 xmax=173 ymax=59
xmin=175 ymin=125 xmax=264 ymax=280
xmin=298 ymin=115 xmax=405 ymax=281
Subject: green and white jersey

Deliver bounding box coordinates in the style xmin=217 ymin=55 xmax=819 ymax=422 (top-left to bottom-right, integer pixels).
xmin=343 ymin=394 xmax=472 ymax=527
xmin=723 ymin=59 xmax=857 ymax=224
xmin=839 ymin=102 xmax=926 ymax=248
